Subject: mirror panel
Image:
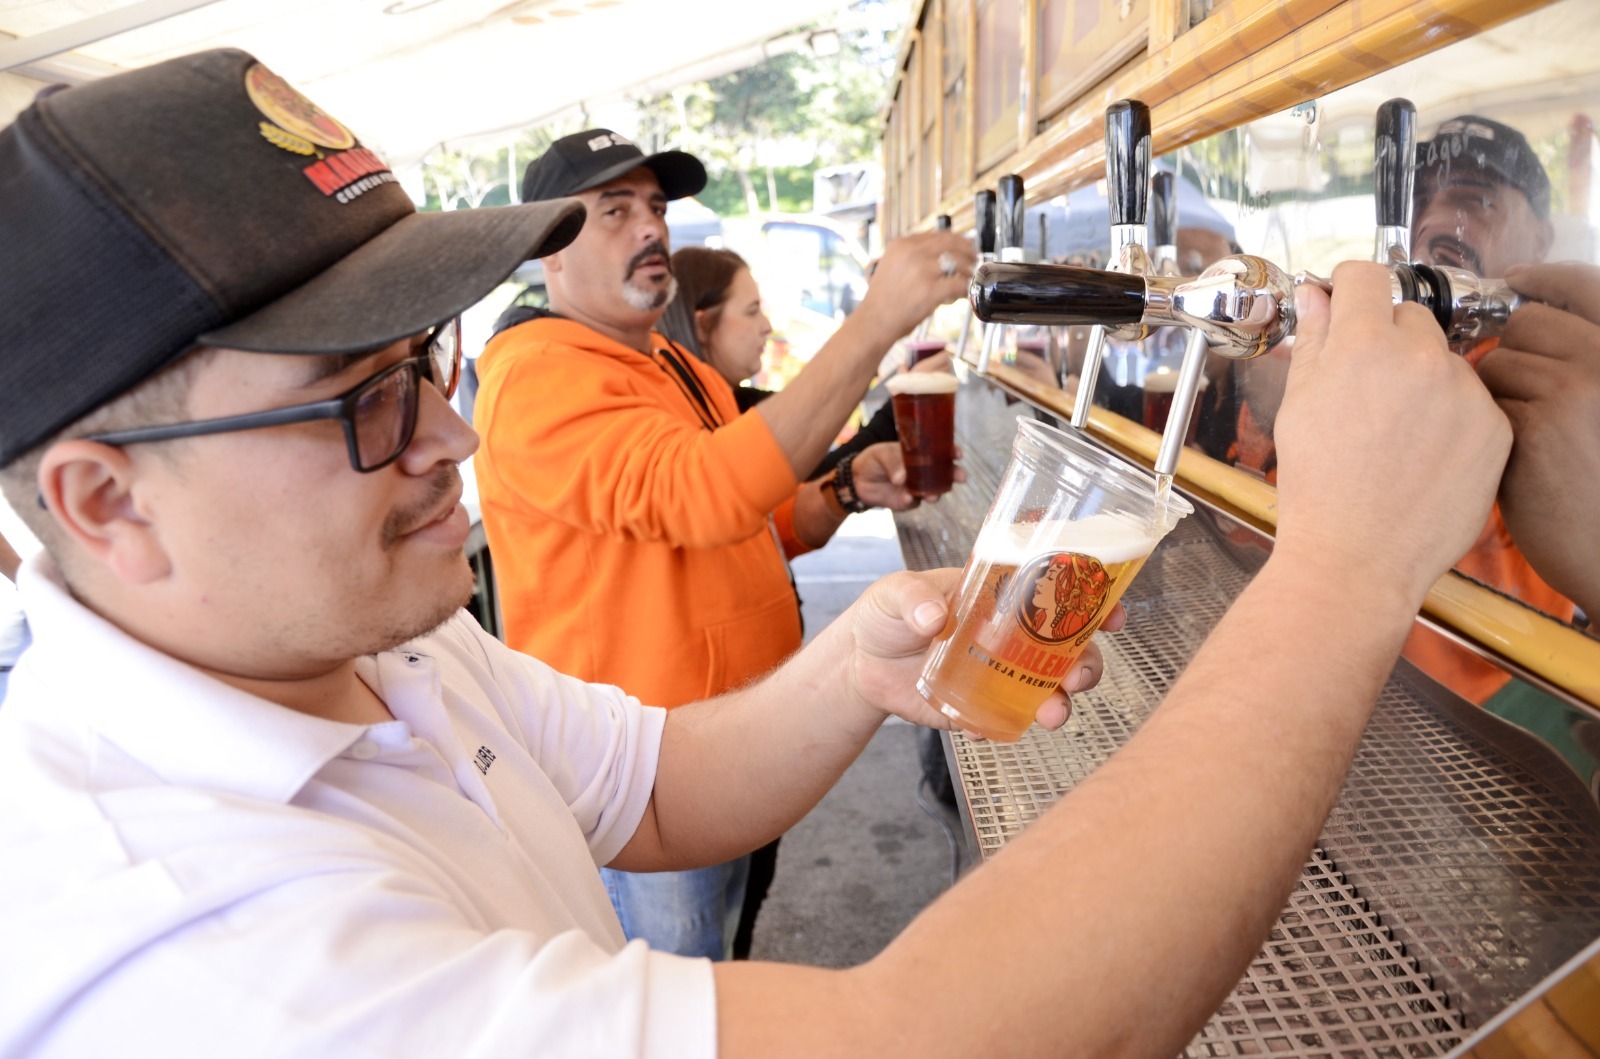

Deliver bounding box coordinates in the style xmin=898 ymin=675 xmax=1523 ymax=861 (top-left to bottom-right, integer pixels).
xmin=984 ymin=0 xmax=1600 ymax=661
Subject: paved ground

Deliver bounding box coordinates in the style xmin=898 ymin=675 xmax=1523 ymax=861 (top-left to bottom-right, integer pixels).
xmin=747 ymin=510 xmax=971 ymax=968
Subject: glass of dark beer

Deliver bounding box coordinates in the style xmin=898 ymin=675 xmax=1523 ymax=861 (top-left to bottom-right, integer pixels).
xmin=888 ymin=372 xmax=959 ymax=498
xmin=902 ymin=339 xmax=949 ymax=368
xmin=1141 ymin=367 xmax=1205 ymax=444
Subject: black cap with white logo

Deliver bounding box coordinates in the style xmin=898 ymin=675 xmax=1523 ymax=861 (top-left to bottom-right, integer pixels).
xmin=521 ymin=128 xmax=707 ymax=203
xmin=1415 ymin=114 xmax=1552 ymax=220
xmin=0 ymin=48 xmax=586 ymax=467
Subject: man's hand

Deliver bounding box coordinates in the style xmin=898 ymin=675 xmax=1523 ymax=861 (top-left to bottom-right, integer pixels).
xmin=850 ymin=441 xmax=967 ymax=510
xmin=856 ymin=232 xmax=977 ymax=347
xmin=1481 ymin=262 xmax=1600 ymax=623
xmin=1272 ymin=261 xmax=1511 ymax=610
xmin=840 ymin=569 xmax=1118 ymax=735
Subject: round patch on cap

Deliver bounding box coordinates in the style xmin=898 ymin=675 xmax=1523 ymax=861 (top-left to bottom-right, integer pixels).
xmin=245 ymin=64 xmax=355 ymax=150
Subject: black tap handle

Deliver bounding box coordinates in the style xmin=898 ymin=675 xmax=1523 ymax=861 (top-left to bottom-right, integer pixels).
xmin=935 ymin=214 xmax=952 ymax=230
xmin=975 ymin=191 xmax=997 ymax=254
xmin=970 ymin=262 xmax=1146 ymax=326
xmin=1105 ymin=99 xmax=1152 ymax=228
xmin=997 ymin=175 xmax=1026 ymax=251
xmin=1150 ymin=170 xmax=1177 ymax=248
xmin=1375 ymin=97 xmax=1418 ymax=230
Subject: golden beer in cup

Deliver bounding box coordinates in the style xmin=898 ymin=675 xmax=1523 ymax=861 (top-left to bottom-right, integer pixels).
xmin=918 ymin=420 xmax=1191 ymax=741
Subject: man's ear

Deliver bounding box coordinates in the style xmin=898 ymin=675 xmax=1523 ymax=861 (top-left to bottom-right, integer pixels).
xmin=37 ymin=440 xmax=171 ymax=584
xmin=543 ymin=246 xmax=566 ymax=275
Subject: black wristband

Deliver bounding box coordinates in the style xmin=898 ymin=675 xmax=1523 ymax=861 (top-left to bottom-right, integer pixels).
xmin=828 ymin=452 xmax=871 ymax=514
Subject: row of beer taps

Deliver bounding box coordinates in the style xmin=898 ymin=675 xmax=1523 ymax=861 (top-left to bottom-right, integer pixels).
xmin=942 ymin=97 xmax=1524 ymax=478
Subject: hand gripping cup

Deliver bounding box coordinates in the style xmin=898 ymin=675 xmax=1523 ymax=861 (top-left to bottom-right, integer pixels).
xmin=918 ymin=419 xmax=1192 ymax=741
xmin=888 ymin=372 xmax=959 ymax=498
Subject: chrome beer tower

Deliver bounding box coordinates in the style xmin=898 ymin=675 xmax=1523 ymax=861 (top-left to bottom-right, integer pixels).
xmin=974 ymin=175 xmax=1027 ymax=373
xmin=1298 ymin=96 xmax=1523 ymax=349
xmin=952 ymin=190 xmax=997 ymax=363
xmin=1147 ymin=167 xmax=1214 ymax=478
xmin=970 ymin=97 xmax=1525 ymax=473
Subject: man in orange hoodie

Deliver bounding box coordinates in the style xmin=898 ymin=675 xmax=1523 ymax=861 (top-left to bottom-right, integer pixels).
xmin=1400 ymin=115 xmax=1589 ymax=701
xmin=473 ymin=130 xmax=975 ymax=959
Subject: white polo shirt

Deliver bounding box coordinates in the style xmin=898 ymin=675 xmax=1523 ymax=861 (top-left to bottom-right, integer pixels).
xmin=0 ymin=558 xmax=716 ymax=1058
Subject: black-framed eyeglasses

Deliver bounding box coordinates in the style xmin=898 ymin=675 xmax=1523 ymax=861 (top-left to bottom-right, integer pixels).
xmin=87 ymin=319 xmax=462 ymax=473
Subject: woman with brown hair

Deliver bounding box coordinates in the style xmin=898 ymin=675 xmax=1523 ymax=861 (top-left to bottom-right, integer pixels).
xmin=660 ymin=246 xmax=908 ymax=479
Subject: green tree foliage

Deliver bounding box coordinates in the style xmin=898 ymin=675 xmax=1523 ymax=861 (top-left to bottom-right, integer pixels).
xmin=421 ymin=0 xmax=898 ymax=217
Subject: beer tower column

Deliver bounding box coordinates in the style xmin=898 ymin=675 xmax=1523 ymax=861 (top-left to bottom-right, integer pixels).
xmin=1151 ymin=169 xmax=1214 ymax=480
xmin=953 ymin=190 xmax=998 ymax=364
xmin=977 ymin=174 xmax=1027 ymax=374
xmin=1071 ymin=99 xmax=1154 ymax=429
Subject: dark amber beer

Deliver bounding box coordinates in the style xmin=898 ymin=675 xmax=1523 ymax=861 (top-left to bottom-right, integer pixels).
xmin=1141 ymin=368 xmax=1203 ymax=444
xmin=888 ymin=373 xmax=958 ymax=498
xmin=903 ymin=338 xmax=949 ymax=366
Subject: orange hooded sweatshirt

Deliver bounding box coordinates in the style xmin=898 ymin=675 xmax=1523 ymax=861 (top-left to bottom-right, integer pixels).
xmin=473 ymin=316 xmax=807 ymax=708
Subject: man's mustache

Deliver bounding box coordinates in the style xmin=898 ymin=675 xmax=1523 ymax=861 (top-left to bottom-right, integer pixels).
xmin=1423 ymin=233 xmax=1481 ymax=273
xmin=626 ymin=241 xmax=671 ymax=278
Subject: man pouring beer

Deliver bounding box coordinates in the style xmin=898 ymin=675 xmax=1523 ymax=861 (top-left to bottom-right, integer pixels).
xmin=0 ymin=50 xmax=1512 ymax=1058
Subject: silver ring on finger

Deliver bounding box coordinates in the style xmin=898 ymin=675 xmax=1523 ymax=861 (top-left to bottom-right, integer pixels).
xmin=938 ymin=251 xmax=958 ymax=278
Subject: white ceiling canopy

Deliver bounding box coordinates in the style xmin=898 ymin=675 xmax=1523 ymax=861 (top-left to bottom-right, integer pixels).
xmin=0 ymin=0 xmax=854 ymax=163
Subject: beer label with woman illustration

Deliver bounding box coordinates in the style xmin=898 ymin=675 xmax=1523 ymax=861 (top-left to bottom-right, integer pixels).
xmin=964 ymin=514 xmax=1160 ymax=687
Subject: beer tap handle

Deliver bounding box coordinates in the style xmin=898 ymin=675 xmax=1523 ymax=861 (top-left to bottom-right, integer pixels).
xmin=997 ymin=175 xmax=1026 ymax=263
xmin=956 ymin=194 xmax=998 ymax=365
xmin=1105 ymin=99 xmax=1152 ymax=239
xmin=973 ymin=263 xmax=1146 ymax=326
xmin=979 ymin=182 xmax=1026 ymax=373
xmin=1150 ymin=170 xmax=1178 ymax=275
xmin=975 ymin=256 xmax=1295 ymax=360
xmin=1074 ymin=99 xmax=1152 ymax=428
xmin=935 ymin=214 xmax=952 ymax=231
xmin=1374 ymin=97 xmax=1417 ymax=265
xmin=975 ymin=190 xmax=997 ymax=257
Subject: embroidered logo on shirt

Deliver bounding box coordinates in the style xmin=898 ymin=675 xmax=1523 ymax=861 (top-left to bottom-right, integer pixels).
xmin=473 ymin=746 xmax=497 ymax=775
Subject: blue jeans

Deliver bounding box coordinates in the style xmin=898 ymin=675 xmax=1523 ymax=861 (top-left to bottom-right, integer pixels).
xmin=601 ymin=856 xmax=750 ymax=960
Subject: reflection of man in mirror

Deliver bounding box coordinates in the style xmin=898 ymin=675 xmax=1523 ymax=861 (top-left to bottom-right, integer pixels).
xmin=1403 ymin=114 xmax=1586 ymax=703
xmin=1411 ymin=115 xmax=1554 ymax=280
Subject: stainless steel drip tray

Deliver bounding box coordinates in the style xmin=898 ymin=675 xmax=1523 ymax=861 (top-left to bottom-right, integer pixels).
xmin=896 ymin=498 xmax=1600 ymax=1057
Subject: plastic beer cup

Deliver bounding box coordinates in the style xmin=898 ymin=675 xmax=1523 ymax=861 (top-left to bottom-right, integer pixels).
xmin=888 ymin=372 xmax=959 ymax=499
xmin=918 ymin=419 xmax=1191 ymax=741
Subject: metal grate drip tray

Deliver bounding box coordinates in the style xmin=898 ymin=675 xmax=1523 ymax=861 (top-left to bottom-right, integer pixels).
xmin=897 ymin=483 xmax=1600 ymax=1057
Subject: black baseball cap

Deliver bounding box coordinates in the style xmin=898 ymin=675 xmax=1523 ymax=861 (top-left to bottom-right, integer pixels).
xmin=1415 ymin=114 xmax=1552 ymax=219
xmin=0 ymin=48 xmax=587 ymax=467
xmin=521 ymin=128 xmax=707 ymax=203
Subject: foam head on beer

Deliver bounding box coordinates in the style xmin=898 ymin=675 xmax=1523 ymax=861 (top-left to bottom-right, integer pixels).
xmin=974 ymin=513 xmax=1163 ymax=569
xmin=886 ymin=373 xmax=960 ymax=396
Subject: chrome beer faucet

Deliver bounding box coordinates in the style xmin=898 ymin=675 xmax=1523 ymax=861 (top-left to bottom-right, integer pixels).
xmin=973 ymin=250 xmax=1522 ymax=360
xmin=1071 ymin=99 xmax=1155 ymax=430
xmin=953 ymin=192 xmax=997 ymax=364
xmin=976 ymin=175 xmax=1028 ymax=374
xmin=1145 ymin=168 xmax=1214 ymax=478
xmin=1300 ymin=96 xmax=1523 ymax=350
